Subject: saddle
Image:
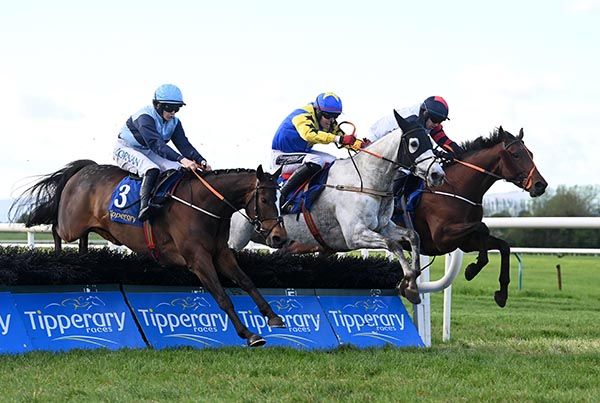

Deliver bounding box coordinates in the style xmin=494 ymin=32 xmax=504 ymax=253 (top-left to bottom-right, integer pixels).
xmin=108 ymin=170 xmax=184 ymax=227
xmin=280 ymin=165 xmax=332 ymax=215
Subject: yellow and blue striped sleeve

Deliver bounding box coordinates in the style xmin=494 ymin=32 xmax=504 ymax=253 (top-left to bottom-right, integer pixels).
xmin=291 ymin=112 xmax=339 ymax=145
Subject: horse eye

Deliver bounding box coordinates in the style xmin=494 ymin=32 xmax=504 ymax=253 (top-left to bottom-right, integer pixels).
xmin=261 ymin=197 xmax=267 ymax=203
xmin=409 ymin=139 xmax=419 ymax=153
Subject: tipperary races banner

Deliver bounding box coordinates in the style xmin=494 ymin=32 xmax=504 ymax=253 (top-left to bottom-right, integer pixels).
xmin=1 ymin=285 xmax=423 ymax=354
xmin=0 ymin=289 xmax=31 ymax=354
xmin=10 ymin=285 xmax=146 ymax=352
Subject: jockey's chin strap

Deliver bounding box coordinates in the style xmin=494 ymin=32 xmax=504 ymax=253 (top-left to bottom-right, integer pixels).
xmin=179 ymin=169 xmax=283 ymax=236
xmin=452 ymin=138 xmax=538 ymax=191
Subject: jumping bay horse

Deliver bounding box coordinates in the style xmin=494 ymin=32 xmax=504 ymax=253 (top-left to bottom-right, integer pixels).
xmin=407 ymin=127 xmax=547 ymax=307
xmin=12 ymin=160 xmax=288 ymax=346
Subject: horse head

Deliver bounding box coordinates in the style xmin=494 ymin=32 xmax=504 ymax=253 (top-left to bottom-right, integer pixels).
xmin=498 ymin=127 xmax=548 ymax=197
xmin=394 ymin=110 xmax=445 ymax=187
xmin=248 ymin=165 xmax=287 ymax=248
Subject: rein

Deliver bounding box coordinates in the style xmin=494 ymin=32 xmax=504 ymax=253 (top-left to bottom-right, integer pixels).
xmin=453 ymin=137 xmax=538 ymax=190
xmin=169 ymin=169 xmax=282 ymax=236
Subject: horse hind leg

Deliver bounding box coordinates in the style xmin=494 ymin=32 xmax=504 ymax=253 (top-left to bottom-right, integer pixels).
xmin=214 ymin=249 xmax=285 ymax=329
xmin=51 ymin=225 xmax=62 ymax=255
xmin=78 ymin=232 xmax=89 ymax=255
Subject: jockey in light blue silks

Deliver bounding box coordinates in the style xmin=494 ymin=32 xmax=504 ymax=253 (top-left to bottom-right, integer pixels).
xmin=113 ymin=84 xmax=210 ymax=221
xmin=366 ymin=96 xmax=464 ymax=196
xmin=271 ymin=92 xmax=358 ymax=207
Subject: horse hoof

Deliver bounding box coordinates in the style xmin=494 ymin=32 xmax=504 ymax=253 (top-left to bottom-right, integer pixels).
xmin=247 ymin=334 xmax=266 ymax=347
xmin=268 ymin=316 xmax=286 ymax=328
xmin=464 ymin=263 xmax=478 ymax=281
xmin=403 ymin=288 xmax=422 ymax=305
xmin=494 ymin=291 xmax=507 ymax=308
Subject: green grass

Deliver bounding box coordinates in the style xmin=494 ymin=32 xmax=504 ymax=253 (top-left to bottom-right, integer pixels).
xmin=0 ymin=254 xmax=598 ymax=402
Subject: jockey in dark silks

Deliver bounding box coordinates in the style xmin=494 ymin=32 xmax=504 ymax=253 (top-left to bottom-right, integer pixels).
xmin=271 ymin=92 xmax=358 ymax=209
xmin=113 ymin=84 xmax=211 ymax=221
xmin=366 ymin=96 xmax=464 ymax=202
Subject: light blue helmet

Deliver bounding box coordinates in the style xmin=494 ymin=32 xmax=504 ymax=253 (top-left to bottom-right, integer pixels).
xmin=153 ymin=84 xmax=186 ymax=105
xmin=315 ymin=92 xmax=342 ymax=114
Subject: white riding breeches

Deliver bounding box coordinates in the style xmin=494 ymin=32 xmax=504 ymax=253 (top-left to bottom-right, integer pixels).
xmin=113 ymin=138 xmax=181 ymax=176
xmin=271 ymin=149 xmax=336 ymax=175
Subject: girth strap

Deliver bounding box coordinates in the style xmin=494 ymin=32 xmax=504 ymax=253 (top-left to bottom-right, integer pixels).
xmin=301 ymin=204 xmax=335 ymax=253
xmin=143 ymin=221 xmax=160 ymax=262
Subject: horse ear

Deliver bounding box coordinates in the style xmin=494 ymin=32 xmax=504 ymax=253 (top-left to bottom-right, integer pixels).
xmin=498 ymin=126 xmax=504 ymax=135
xmin=393 ymin=109 xmax=409 ymax=132
xmin=256 ymin=164 xmax=264 ymax=178
xmin=273 ymin=165 xmax=283 ymax=178
xmin=518 ymin=128 xmax=524 ymax=140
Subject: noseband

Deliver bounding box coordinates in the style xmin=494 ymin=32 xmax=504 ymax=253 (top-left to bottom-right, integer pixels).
xmin=502 ymin=138 xmax=539 ymax=191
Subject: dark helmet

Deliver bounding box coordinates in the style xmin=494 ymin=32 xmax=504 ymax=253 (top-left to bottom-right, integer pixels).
xmin=315 ymin=92 xmax=343 ymax=114
xmin=421 ymin=96 xmax=449 ymax=123
xmin=153 ymin=84 xmax=186 ymax=106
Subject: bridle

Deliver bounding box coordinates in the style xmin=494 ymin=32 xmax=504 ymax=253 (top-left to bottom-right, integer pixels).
xmin=453 ymin=137 xmax=538 ymax=191
xmin=244 ymin=181 xmax=284 ymax=238
xmin=344 ymin=126 xmax=439 ymax=193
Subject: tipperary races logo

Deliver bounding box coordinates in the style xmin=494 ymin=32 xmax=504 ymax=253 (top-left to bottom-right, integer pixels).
xmin=23 ymin=295 xmax=126 ymax=347
xmin=328 ymin=298 xmax=406 ymax=344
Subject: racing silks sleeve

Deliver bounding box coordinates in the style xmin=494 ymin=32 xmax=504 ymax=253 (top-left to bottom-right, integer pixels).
xmin=291 ymin=112 xmax=340 ymax=145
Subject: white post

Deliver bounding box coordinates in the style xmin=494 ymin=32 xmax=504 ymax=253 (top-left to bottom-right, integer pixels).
xmin=414 ymin=255 xmax=431 ymax=347
xmin=442 ymin=251 xmax=460 ymax=342
xmin=27 ymin=231 xmax=35 ymax=248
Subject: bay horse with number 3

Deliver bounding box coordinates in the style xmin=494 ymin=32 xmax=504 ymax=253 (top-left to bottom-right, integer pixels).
xmin=11 ymin=160 xmax=288 ymax=346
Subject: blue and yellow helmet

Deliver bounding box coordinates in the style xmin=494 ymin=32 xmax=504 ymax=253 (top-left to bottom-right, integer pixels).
xmin=153 ymin=84 xmax=186 ymax=105
xmin=315 ymin=92 xmax=343 ymax=114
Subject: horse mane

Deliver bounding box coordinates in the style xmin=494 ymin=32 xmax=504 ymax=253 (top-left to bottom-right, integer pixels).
xmin=460 ymin=127 xmax=510 ymax=155
xmin=198 ymin=168 xmax=256 ymax=177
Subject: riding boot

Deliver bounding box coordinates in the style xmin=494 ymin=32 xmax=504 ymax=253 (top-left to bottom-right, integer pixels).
xmin=280 ymin=162 xmax=321 ymax=212
xmin=138 ymin=169 xmax=160 ymax=221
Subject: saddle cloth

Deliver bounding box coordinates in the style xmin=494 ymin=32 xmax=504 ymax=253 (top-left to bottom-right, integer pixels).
xmin=280 ymin=164 xmax=332 ymax=215
xmin=391 ymin=180 xmax=425 ymax=227
xmin=108 ymin=170 xmax=184 ymax=227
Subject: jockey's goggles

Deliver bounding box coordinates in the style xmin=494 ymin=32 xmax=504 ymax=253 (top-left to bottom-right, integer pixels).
xmin=162 ymin=104 xmax=181 ymax=113
xmin=321 ymin=111 xmax=340 ymax=120
xmin=429 ymin=113 xmax=446 ymax=124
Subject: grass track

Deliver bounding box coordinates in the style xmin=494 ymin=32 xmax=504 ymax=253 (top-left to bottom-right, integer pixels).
xmin=0 ymin=254 xmax=598 ymax=402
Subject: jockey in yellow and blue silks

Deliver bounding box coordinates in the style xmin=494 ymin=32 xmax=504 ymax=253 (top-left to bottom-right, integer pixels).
xmin=271 ymin=92 xmax=357 ymax=203
xmin=113 ymin=84 xmax=211 ymax=221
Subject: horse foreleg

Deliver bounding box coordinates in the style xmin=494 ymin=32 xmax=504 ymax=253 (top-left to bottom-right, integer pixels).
xmin=455 ymin=230 xmax=511 ymax=308
xmin=188 ymin=250 xmax=265 ymax=347
xmin=214 ymin=248 xmax=285 ymax=328
xmin=485 ymin=235 xmax=511 ymax=308
xmin=379 ymin=223 xmax=423 ymax=304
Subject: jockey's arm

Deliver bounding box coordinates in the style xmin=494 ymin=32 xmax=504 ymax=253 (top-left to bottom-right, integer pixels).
xmin=137 ymin=115 xmax=184 ymax=161
xmin=291 ymin=113 xmax=339 ymax=145
xmin=430 ymin=124 xmax=463 ymax=155
xmin=170 ymin=121 xmax=206 ymax=164
xmin=366 ymin=112 xmax=400 ymax=142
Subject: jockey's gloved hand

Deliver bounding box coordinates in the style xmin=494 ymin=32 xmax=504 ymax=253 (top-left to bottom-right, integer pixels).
xmin=433 ymin=149 xmax=454 ymax=161
xmin=337 ymin=134 xmax=357 ymax=146
xmin=360 ymin=138 xmax=372 ymax=148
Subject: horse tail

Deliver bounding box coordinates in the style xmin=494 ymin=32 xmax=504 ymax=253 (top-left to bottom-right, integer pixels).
xmin=9 ymin=160 xmax=98 ymax=227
